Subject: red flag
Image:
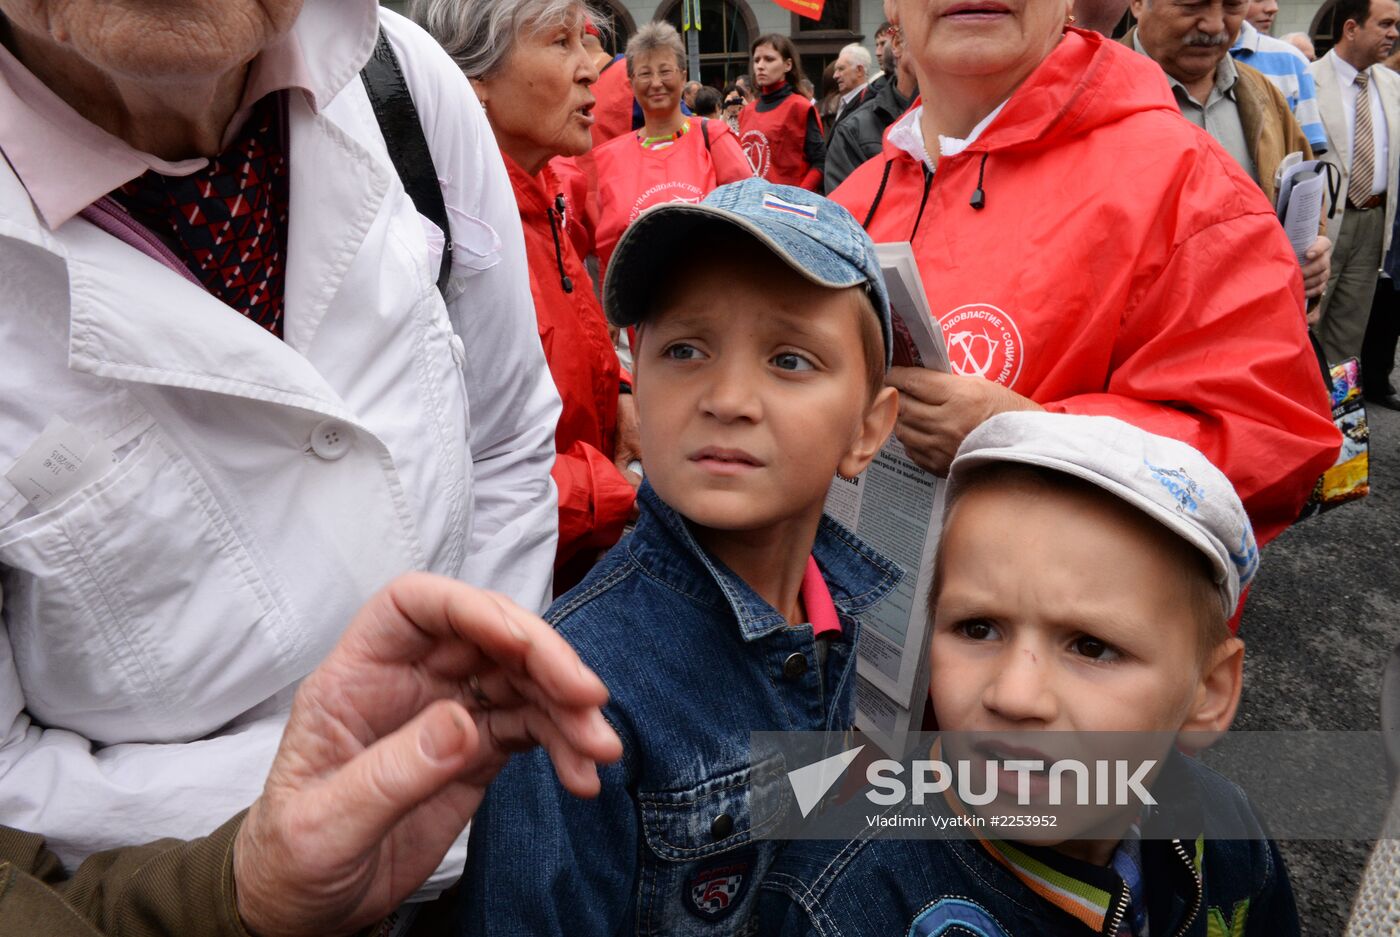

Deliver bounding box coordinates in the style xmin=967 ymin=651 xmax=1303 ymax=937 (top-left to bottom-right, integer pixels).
xmin=772 ymin=0 xmax=827 ymax=20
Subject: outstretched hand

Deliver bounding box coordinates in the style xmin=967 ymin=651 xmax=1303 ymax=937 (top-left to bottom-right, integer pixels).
xmin=234 ymin=573 xmax=621 ymax=937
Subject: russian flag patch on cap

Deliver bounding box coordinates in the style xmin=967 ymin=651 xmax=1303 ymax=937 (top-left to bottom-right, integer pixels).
xmin=762 ymin=192 xmax=818 ymax=220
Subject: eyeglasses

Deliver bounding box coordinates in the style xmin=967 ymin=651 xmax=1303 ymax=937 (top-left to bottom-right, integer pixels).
xmin=633 ymin=66 xmax=680 ymax=83
xmin=724 ymin=98 xmax=744 ymax=108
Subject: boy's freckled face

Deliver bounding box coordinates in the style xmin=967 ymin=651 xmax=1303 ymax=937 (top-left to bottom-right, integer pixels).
xmin=633 ymin=253 xmax=878 ymax=535
xmin=930 ymin=481 xmax=1207 ymax=736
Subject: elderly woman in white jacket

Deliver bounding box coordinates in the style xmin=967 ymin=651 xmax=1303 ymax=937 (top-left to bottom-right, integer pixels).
xmin=0 ymin=0 xmax=558 ymax=892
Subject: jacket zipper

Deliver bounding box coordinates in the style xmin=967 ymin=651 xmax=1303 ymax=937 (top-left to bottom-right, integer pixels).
xmin=1170 ymin=838 xmax=1203 ymax=937
xmin=910 ymin=163 xmax=935 ymax=241
xmin=1103 ymin=880 xmax=1131 ymax=937
xmin=546 ymin=193 xmax=574 ymax=294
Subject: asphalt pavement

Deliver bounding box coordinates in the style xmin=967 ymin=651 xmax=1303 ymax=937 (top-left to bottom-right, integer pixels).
xmin=1236 ymin=381 xmax=1400 ymax=934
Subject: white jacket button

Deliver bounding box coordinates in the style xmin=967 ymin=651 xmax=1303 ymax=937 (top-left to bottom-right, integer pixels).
xmin=309 ymin=420 xmax=352 ymax=460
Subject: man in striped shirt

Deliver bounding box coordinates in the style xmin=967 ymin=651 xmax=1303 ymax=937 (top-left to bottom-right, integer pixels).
xmin=1232 ymin=18 xmax=1330 ymax=154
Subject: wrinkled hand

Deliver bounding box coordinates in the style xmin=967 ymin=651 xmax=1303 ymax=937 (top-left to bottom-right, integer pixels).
xmin=1301 ymin=235 xmax=1331 ymax=300
xmin=234 ymin=573 xmax=621 ymax=937
xmin=887 ymin=368 xmax=1043 ymax=476
xmin=614 ymin=393 xmax=642 ymax=484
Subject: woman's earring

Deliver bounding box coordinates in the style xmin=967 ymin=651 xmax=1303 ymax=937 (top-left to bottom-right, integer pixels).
xmin=1066 ymin=12 xmax=1077 ymax=23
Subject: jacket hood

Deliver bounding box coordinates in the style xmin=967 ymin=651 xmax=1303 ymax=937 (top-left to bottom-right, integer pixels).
xmin=881 ymin=28 xmax=1178 ymax=162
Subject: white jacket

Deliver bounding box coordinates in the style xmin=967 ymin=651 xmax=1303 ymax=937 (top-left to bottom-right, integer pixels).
xmin=0 ymin=1 xmax=559 ymax=885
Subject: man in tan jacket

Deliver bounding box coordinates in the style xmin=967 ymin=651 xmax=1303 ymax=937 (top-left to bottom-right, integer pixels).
xmin=1126 ymin=0 xmax=1332 ymax=309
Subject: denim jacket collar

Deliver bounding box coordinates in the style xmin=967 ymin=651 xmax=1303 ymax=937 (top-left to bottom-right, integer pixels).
xmin=626 ymin=481 xmax=902 ymax=642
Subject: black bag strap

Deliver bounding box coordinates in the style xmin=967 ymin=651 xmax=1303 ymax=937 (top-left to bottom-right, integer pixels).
xmin=360 ymin=28 xmax=453 ymax=296
xmin=701 ymin=118 xmax=711 ymax=151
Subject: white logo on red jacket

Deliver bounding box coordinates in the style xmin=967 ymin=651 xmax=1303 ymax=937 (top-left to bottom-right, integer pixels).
xmin=939 ymin=303 xmax=1023 ymax=388
xmin=740 ymin=129 xmax=771 ymax=178
xmin=630 ymin=182 xmax=704 ymax=222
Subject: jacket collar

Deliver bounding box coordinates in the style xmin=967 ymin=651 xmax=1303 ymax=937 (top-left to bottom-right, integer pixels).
xmin=503 ymin=153 xmax=556 ymax=221
xmin=873 ymin=77 xmax=914 ymax=121
xmin=1232 ymin=20 xmax=1263 ymax=54
xmin=880 ymin=28 xmax=1178 ymax=167
xmin=625 ymin=481 xmax=901 ymax=642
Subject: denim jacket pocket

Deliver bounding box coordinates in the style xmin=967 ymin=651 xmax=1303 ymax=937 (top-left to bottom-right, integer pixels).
xmin=637 ymin=762 xmax=788 ymax=936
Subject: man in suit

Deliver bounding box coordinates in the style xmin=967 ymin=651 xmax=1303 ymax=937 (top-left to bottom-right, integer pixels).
xmin=829 ymin=43 xmax=872 ymax=136
xmin=1311 ymin=0 xmax=1400 ymax=384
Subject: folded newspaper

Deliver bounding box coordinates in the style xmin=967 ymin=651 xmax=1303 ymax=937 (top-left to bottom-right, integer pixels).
xmin=1274 ymin=152 xmax=1328 ymax=262
xmin=824 ymin=243 xmax=949 ymax=757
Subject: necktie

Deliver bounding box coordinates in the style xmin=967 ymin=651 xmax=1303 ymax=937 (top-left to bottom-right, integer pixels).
xmin=1351 ymin=70 xmax=1376 ymax=207
xmin=111 ymin=93 xmax=290 ymax=338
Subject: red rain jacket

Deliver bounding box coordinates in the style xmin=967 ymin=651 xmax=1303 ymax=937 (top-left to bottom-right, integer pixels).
xmin=591 ymin=55 xmax=635 ymax=147
xmin=588 ymin=119 xmax=754 ymax=280
xmin=833 ymin=28 xmax=1339 ymax=545
xmin=504 ymin=155 xmax=635 ymax=580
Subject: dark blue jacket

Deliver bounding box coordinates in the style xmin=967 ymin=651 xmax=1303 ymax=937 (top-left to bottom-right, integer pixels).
xmin=758 ymin=753 xmax=1299 ymax=937
xmin=459 ymin=481 xmax=900 ymax=935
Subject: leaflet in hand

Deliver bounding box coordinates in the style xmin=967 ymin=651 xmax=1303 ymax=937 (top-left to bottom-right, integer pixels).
xmin=1275 ymin=157 xmax=1327 ymax=263
xmin=825 ymin=243 xmax=947 ymax=756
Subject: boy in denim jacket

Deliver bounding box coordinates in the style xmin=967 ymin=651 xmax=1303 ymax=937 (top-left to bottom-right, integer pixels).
xmin=459 ymin=178 xmax=902 ymax=935
xmin=760 ymin=412 xmax=1300 ymax=937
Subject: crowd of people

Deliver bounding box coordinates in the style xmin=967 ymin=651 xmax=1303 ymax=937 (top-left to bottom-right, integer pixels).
xmin=0 ymin=0 xmax=1393 ymax=933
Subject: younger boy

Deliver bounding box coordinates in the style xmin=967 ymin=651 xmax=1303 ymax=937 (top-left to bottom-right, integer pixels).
xmin=459 ymin=178 xmax=901 ymax=934
xmin=759 ymin=411 xmax=1300 ymax=936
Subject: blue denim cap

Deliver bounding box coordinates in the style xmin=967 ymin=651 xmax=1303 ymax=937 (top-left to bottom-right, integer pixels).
xmin=603 ymin=178 xmax=894 ymax=368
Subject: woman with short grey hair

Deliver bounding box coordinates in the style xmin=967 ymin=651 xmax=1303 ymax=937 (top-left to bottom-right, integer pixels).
xmin=414 ymin=0 xmax=643 ymax=592
xmin=581 ymin=20 xmax=753 ymax=283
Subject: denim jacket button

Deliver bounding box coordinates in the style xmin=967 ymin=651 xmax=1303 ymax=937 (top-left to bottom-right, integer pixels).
xmin=782 ymin=652 xmax=808 ymax=679
xmin=711 ymin=813 xmax=734 ymax=840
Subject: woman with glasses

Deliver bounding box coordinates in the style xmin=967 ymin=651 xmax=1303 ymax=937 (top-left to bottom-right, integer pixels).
xmin=579 ymin=21 xmax=753 ymax=284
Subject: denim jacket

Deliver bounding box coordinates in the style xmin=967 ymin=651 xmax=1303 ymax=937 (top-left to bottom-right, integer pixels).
xmin=758 ymin=753 xmax=1299 ymax=937
xmin=459 ymin=482 xmax=901 ymax=936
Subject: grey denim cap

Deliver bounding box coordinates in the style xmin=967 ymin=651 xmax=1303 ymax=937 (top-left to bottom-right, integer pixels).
xmin=603 ymin=178 xmax=894 ymax=368
xmin=946 ymin=412 xmax=1259 ymax=617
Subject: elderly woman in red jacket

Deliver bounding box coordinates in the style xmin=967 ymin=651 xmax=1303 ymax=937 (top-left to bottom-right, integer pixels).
xmin=831 ymin=0 xmax=1339 ymax=551
xmin=416 ymin=0 xmax=637 ymax=590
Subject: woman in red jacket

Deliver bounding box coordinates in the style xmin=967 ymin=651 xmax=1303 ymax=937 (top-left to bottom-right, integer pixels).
xmin=830 ymin=0 xmax=1339 ymax=553
xmin=738 ymin=33 xmax=826 ymax=191
xmin=423 ymin=0 xmax=638 ymax=590
xmin=580 ymin=21 xmax=754 ymax=283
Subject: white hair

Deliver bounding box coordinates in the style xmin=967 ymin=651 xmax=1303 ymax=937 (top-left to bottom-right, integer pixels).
xmin=410 ymin=0 xmax=604 ymax=79
xmin=625 ymin=21 xmax=687 ymax=77
xmin=839 ymin=43 xmax=872 ymax=73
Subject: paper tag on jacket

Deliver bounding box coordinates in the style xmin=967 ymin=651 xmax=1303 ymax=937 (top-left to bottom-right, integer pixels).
xmin=5 ymin=417 xmax=117 ymax=511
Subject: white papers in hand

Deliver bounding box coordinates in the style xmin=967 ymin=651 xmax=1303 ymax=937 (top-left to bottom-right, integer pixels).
xmin=825 ymin=243 xmax=948 ymax=756
xmin=1281 ymin=170 xmax=1326 ymax=262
